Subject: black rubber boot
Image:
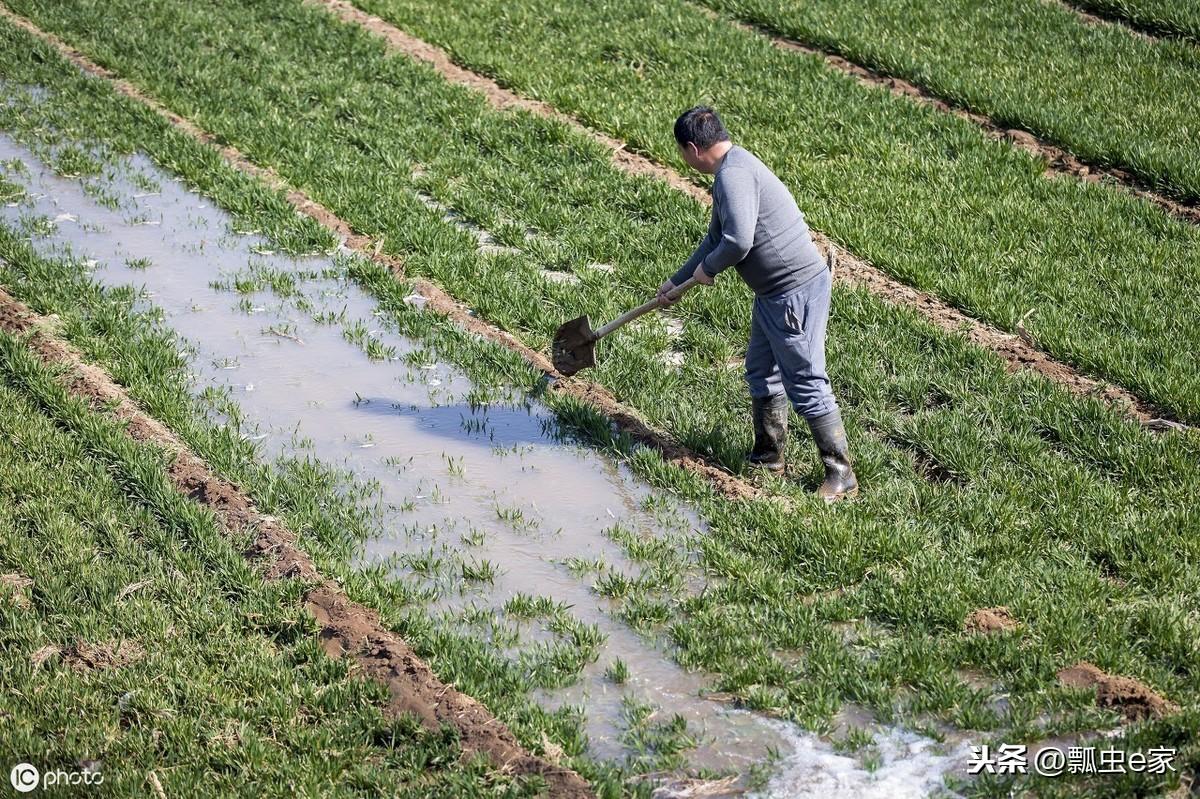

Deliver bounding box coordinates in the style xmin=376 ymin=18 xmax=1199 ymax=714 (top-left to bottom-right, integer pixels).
xmin=807 ymin=409 xmax=859 ymax=502
xmin=748 ymin=395 xmax=789 ymax=472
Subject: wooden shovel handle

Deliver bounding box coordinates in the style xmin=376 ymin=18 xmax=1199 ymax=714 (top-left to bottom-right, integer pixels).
xmin=593 ymin=277 xmax=698 ymax=340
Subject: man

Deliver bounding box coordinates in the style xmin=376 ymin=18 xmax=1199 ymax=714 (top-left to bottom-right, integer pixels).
xmin=657 ymin=106 xmax=857 ymax=501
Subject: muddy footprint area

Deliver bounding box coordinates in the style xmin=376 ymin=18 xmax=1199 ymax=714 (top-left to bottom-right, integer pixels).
xmin=0 ymin=130 xmax=993 ymax=795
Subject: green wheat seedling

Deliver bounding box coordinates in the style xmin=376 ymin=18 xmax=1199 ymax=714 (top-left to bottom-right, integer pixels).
xmin=460 ymin=557 xmax=498 ymax=584
xmin=605 ymin=658 xmax=629 ymax=685
xmin=459 ymin=527 xmax=485 ymax=547
xmin=618 ymin=695 xmax=701 ymax=773
xmin=442 ymin=453 xmax=466 ymax=478
xmin=493 ymin=502 xmax=537 ymax=533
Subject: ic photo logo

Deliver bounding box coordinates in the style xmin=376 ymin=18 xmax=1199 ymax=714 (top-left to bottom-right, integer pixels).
xmin=9 ymin=762 xmax=103 ymax=792
xmin=10 ymin=763 xmax=38 ymax=793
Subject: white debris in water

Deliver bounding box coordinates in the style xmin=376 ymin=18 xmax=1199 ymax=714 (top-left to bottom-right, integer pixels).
xmin=52 ymin=212 xmax=76 ymax=224
xmin=754 ymin=722 xmax=971 ymax=799
xmin=542 ymin=269 xmax=581 ymax=285
xmin=244 ymin=383 xmax=255 ymax=392
xmin=403 ymin=293 xmax=428 ymax=309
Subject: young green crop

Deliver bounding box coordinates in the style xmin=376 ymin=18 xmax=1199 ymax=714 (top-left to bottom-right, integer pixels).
xmin=330 ymin=0 xmax=1200 ymax=422
xmin=6 ymin=0 xmax=1200 ymax=424
xmin=0 ymin=238 xmax=640 ymax=795
xmin=1068 ymin=0 xmax=1200 ymax=42
xmin=0 ymin=340 xmax=539 ymax=797
xmin=2 ymin=6 xmax=1199 ymax=794
xmin=692 ymin=0 xmax=1200 ymax=200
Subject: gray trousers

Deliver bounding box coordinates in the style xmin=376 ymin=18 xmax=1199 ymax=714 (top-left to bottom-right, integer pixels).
xmin=745 ymin=265 xmax=838 ymax=419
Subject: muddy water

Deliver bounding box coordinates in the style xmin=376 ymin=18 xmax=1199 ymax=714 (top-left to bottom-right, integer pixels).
xmin=0 ymin=132 xmax=974 ymax=794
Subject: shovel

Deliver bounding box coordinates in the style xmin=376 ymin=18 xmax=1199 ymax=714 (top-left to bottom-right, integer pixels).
xmin=552 ymin=277 xmax=699 ymax=376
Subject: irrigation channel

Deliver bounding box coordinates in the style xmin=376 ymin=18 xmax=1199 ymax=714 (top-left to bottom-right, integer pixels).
xmin=0 ymin=132 xmax=975 ymax=796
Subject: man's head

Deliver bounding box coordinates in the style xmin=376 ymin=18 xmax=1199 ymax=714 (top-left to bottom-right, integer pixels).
xmin=673 ymin=106 xmax=732 ymax=174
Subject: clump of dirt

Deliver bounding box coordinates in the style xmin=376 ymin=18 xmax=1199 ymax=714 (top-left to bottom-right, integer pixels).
xmin=1 ymin=573 xmax=33 ymax=608
xmin=0 ymin=298 xmax=33 ymax=334
xmin=963 ymin=606 xmax=1018 ymax=634
xmin=1057 ymin=661 xmax=1178 ymax=721
xmin=30 ymin=644 xmax=61 ymax=668
xmin=62 ymin=639 xmax=145 ymax=672
xmin=167 ymin=452 xmax=318 ymax=580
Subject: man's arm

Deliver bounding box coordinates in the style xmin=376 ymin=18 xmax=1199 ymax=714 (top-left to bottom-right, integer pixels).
xmin=698 ymin=166 xmax=758 ymax=277
xmin=669 ymin=213 xmax=720 ymax=287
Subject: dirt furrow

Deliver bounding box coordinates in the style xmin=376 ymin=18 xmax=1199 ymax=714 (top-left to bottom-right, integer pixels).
xmin=311 ymin=0 xmax=1187 ymax=430
xmin=0 ymin=4 xmax=760 ymax=499
xmin=0 ymin=286 xmax=595 ymax=798
xmin=1052 ymin=0 xmax=1180 ymax=44
xmin=697 ymin=5 xmax=1198 ymax=227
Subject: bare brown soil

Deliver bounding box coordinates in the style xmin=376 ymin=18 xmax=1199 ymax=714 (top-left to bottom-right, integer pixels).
xmin=62 ymin=639 xmax=145 ymax=672
xmin=963 ymin=606 xmax=1019 ymax=634
xmin=0 ymin=288 xmax=593 ymax=797
xmin=310 ymin=0 xmax=1187 ymax=431
xmin=1057 ymin=661 xmax=1178 ymax=721
xmin=702 ymin=5 xmax=1197 ymax=226
xmin=1 ymin=573 xmax=33 ymax=608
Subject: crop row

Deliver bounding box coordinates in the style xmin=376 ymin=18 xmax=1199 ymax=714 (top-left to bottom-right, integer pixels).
xmin=1068 ymin=0 xmax=1200 ymax=42
xmin=6 ymin=0 xmax=1200 ymax=424
xmin=694 ymin=0 xmax=1200 ymax=201
xmin=327 ymin=0 xmax=1198 ymax=422
xmin=0 ymin=332 xmax=546 ymax=795
xmin=2 ymin=6 xmax=1198 ymax=787
xmin=0 ymin=218 xmax=643 ymax=793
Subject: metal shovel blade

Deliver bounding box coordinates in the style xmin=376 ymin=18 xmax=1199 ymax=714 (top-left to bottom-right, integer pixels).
xmin=552 ymin=314 xmax=597 ymax=376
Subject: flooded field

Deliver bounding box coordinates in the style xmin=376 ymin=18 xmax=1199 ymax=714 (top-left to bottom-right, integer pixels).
xmin=0 ymin=132 xmax=974 ymax=795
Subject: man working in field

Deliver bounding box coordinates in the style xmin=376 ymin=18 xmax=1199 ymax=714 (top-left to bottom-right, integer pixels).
xmin=657 ymin=106 xmax=857 ymax=501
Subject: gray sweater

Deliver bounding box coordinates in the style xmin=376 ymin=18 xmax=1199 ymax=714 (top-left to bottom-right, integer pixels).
xmin=671 ymin=146 xmax=826 ymax=296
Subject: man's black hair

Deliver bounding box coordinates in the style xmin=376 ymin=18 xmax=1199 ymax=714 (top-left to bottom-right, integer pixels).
xmin=673 ymin=106 xmax=730 ymax=150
